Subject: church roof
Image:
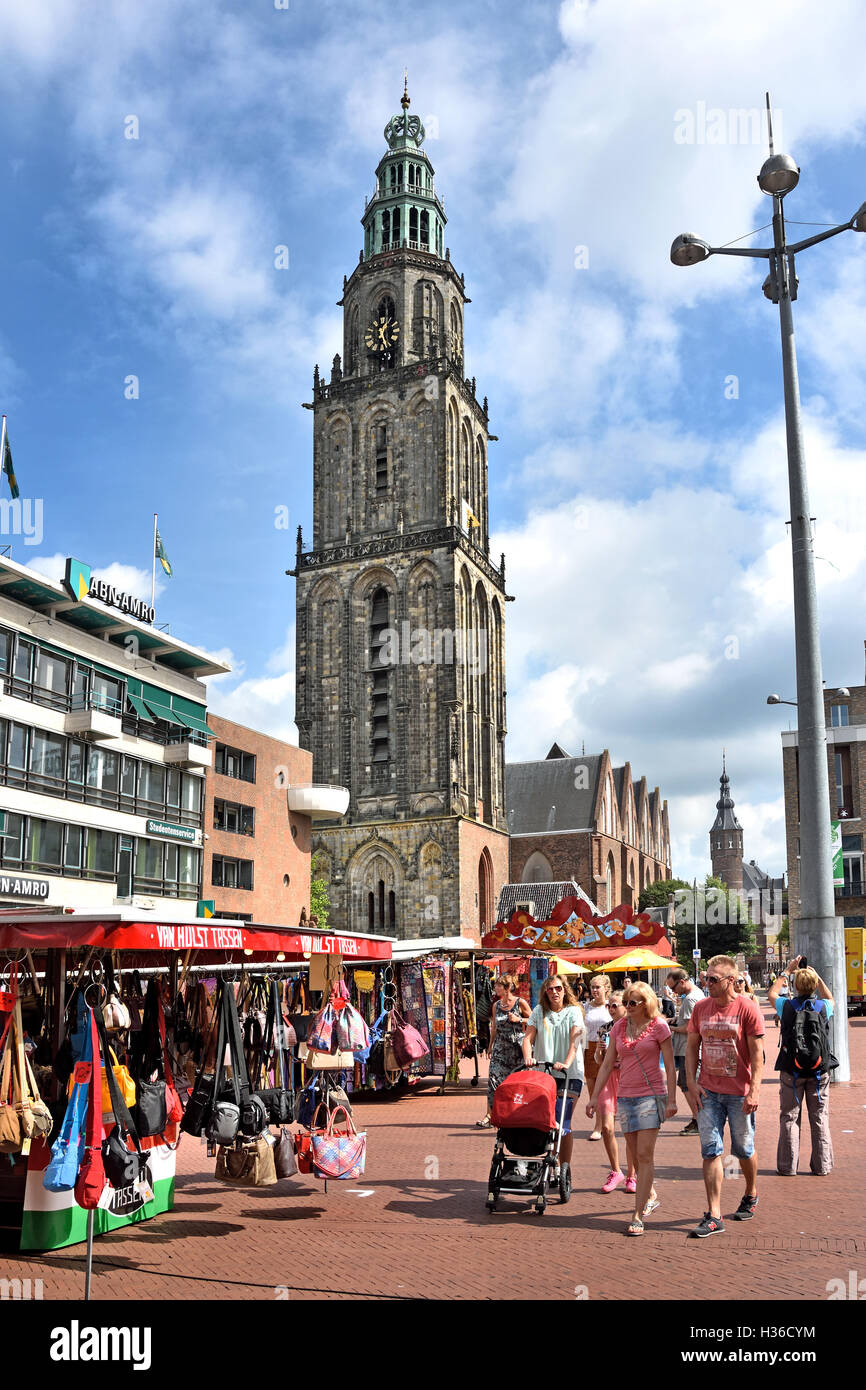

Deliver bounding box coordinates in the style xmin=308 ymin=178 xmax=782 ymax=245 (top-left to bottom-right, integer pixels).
xmin=506 ymin=755 xmax=603 ymax=835
xmin=496 ymin=880 xmax=598 ymax=922
xmin=742 ymin=860 xmax=784 ymax=894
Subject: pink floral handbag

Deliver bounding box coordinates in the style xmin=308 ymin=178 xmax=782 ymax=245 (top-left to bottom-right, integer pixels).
xmin=310 ymin=1104 xmax=366 ymax=1181
xmin=308 ymin=1003 xmax=336 ymax=1053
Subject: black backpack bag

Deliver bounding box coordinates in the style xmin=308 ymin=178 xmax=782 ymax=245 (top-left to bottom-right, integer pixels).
xmin=784 ymin=997 xmax=838 ymax=1080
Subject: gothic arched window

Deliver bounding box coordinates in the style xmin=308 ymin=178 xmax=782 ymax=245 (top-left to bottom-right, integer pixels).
xmin=381 ymin=209 xmax=391 ymax=249
xmin=370 ymin=587 xmax=391 ymax=763
xmin=420 ymin=209 xmax=429 ymax=248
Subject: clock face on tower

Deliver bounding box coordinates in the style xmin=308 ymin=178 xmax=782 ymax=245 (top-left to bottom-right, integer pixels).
xmin=365 ymin=314 xmax=400 ymax=352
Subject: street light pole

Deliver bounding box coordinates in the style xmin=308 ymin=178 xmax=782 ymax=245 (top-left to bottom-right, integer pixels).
xmin=670 ymin=97 xmax=866 ymax=1081
xmin=772 ymin=198 xmax=849 ymax=1081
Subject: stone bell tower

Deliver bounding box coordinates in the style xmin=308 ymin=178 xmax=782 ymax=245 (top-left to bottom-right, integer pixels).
xmin=291 ymin=82 xmax=510 ymax=942
xmin=710 ymin=754 xmax=745 ymax=894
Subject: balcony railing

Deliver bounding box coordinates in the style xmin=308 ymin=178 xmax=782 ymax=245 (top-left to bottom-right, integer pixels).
xmin=70 ymin=690 xmax=123 ymax=717
xmin=166 ymin=728 xmax=210 ymax=748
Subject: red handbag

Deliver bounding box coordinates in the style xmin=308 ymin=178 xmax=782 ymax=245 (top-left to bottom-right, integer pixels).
xmin=294 ymin=1102 xmax=328 ymax=1175
xmin=75 ymin=1008 xmax=106 ymax=1210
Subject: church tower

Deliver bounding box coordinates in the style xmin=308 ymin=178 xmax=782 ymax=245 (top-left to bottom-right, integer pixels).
xmin=291 ymin=84 xmax=510 ymax=941
xmin=710 ymin=755 xmax=744 ymax=893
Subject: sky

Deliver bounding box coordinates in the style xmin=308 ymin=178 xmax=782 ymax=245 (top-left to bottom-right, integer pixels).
xmin=1 ymin=0 xmax=865 ymax=884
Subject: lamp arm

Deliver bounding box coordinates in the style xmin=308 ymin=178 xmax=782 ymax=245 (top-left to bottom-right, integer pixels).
xmin=705 ymin=246 xmax=772 ymax=259
xmin=785 ymin=220 xmax=855 ymax=255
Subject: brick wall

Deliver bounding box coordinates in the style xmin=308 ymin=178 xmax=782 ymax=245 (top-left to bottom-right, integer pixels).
xmin=509 ymin=832 xmax=670 ymax=913
xmin=203 ymin=715 xmax=312 ymax=926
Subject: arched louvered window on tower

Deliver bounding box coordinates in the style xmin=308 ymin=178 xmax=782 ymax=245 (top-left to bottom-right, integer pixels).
xmin=420 ymin=209 xmax=429 ymax=249
xmin=392 ymin=207 xmax=401 ymax=245
xmin=381 ymin=209 xmax=391 ymax=250
xmin=370 ymin=587 xmax=391 ymax=763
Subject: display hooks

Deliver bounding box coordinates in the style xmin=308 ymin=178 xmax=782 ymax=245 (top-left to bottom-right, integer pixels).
xmin=223 ymin=952 xmax=238 ymax=984
xmin=381 ymin=962 xmax=398 ymax=1012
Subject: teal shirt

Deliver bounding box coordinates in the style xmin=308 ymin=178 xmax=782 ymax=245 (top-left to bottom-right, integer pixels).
xmin=528 ymin=1004 xmax=585 ymax=1083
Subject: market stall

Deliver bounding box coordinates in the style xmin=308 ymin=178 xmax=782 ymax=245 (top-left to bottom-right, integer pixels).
xmin=0 ymin=911 xmax=393 ymax=1253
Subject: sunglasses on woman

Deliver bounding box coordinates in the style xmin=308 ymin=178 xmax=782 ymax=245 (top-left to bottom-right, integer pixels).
xmin=625 ymin=999 xmax=641 ymax=1009
xmin=547 ymin=985 xmax=563 ymax=993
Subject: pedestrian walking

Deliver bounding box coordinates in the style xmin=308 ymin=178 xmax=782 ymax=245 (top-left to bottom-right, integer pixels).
xmin=476 ymin=974 xmax=531 ymax=1128
xmin=686 ymin=954 xmax=765 ymax=1237
xmin=768 ymin=960 xmax=837 ymax=1176
xmin=666 ymin=967 xmax=704 ymax=1136
xmin=587 ymin=991 xmax=637 ymax=1194
xmin=522 ymin=974 xmax=585 ymax=1177
xmin=587 ymin=981 xmax=677 ymax=1236
xmin=584 ymin=974 xmax=613 ymax=1142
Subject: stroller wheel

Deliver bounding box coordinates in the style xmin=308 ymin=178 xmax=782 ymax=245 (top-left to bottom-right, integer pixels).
xmin=559 ymin=1162 xmax=572 ymax=1204
xmin=486 ymin=1196 xmax=497 ymax=1212
xmin=471 ymin=1076 xmax=479 ymax=1088
xmin=534 ymin=1196 xmax=546 ymax=1215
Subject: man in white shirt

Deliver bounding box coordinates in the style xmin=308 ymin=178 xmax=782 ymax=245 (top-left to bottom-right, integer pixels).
xmin=668 ymin=968 xmax=705 ymax=1136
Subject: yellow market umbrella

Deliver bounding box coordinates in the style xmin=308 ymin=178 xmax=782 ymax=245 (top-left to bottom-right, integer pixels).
xmin=602 ymin=948 xmax=677 ymax=972
xmin=552 ymin=957 xmax=590 ymax=975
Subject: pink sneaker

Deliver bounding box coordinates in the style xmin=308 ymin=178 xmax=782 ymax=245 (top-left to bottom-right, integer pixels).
xmin=625 ymin=1176 xmax=637 ymax=1194
xmin=602 ymin=1170 xmax=625 ymax=1194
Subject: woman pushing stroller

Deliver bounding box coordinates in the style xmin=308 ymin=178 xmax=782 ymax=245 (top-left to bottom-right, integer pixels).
xmin=522 ymin=974 xmax=585 ymax=1176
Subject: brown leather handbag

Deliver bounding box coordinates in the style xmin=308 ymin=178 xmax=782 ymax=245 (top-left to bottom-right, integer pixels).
xmin=215 ymin=1134 xmax=277 ymax=1187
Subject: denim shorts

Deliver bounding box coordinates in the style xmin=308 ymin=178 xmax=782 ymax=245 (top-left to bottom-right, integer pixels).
xmin=697 ymin=1088 xmax=756 ymax=1160
xmin=555 ymin=1079 xmax=583 ymax=1135
xmin=618 ymin=1093 xmax=665 ymax=1133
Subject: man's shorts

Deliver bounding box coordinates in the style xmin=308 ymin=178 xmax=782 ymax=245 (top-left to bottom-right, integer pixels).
xmin=697 ymin=1088 xmax=756 ymax=1160
xmin=674 ymin=1057 xmax=689 ymax=1093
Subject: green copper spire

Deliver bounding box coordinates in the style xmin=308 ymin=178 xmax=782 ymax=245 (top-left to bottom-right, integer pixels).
xmin=363 ymin=80 xmax=446 ymax=260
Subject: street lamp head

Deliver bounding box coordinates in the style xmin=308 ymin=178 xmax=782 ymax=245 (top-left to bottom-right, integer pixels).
xmin=766 ymin=694 xmax=782 ymax=705
xmin=670 ymin=233 xmax=711 ymax=267
xmin=853 ymin=202 xmax=866 ymax=232
xmin=758 ymin=153 xmax=800 ymax=196
xmin=835 ymin=687 xmax=851 ymax=698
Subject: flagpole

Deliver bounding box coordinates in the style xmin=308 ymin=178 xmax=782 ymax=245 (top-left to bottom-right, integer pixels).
xmin=0 ymin=417 xmax=6 ymax=474
xmin=151 ymin=512 xmax=158 ymax=612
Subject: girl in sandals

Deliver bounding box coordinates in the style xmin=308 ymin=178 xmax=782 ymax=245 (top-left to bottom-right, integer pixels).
xmin=586 ymin=981 xmax=677 ymax=1235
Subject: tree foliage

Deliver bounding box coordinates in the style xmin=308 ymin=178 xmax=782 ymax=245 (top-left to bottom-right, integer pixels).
xmin=309 ymin=851 xmax=331 ymax=930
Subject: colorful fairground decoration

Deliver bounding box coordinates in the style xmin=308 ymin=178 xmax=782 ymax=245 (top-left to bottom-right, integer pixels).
xmin=481 ymin=897 xmax=668 ymax=953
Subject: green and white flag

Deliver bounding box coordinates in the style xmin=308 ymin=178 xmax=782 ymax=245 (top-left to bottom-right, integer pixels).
xmin=831 ymin=819 xmax=843 ymax=886
xmin=155 ymin=529 xmax=173 ymax=578
xmin=1 ymin=422 xmax=18 ymax=500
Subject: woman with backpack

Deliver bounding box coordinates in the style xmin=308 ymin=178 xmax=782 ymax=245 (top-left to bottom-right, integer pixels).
xmin=768 ymin=960 xmax=837 ymax=1176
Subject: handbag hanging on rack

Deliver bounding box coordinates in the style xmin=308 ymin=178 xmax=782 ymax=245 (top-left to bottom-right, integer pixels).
xmin=273 ymin=1126 xmax=298 ymax=1180
xmin=388 ymin=1008 xmax=430 ymax=1067
xmin=43 ymin=1020 xmax=92 ymax=1191
xmin=74 ymin=1008 xmax=106 ymax=1210
xmin=0 ymin=1010 xmax=22 ymax=1154
xmin=310 ymin=1104 xmax=366 ymax=1181
xmin=95 ymin=1010 xmax=149 ymax=1192
xmin=249 ymin=981 xmax=294 ymax=1124
xmin=101 ymin=956 xmax=131 ymax=1033
xmin=214 ymin=1133 xmax=277 ymax=1188
xmin=11 ymin=997 xmax=52 ymax=1140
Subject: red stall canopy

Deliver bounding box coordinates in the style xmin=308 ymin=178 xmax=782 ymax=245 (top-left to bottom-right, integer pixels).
xmin=0 ymin=910 xmax=393 ymax=961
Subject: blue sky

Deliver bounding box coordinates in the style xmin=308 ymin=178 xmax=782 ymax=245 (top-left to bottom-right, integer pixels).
xmin=1 ymin=0 xmax=865 ymax=881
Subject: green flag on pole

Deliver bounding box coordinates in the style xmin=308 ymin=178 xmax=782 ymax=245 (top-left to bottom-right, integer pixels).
xmin=155 ymin=529 xmax=173 ymax=578
xmin=2 ymin=429 xmax=18 ymax=501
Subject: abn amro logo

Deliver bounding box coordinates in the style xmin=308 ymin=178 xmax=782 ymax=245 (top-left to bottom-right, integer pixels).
xmin=63 ymin=557 xmax=91 ymax=602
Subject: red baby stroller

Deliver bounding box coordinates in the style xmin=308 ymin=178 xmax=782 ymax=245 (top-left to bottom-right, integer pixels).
xmin=486 ymin=1064 xmax=572 ymax=1214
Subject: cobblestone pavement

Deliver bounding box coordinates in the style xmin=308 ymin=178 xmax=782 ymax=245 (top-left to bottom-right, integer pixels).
xmin=5 ymin=1005 xmax=865 ymax=1302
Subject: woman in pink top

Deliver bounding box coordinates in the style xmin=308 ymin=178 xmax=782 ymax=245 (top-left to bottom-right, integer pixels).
xmin=592 ymin=991 xmax=637 ymax=1195
xmin=587 ymin=981 xmax=677 ymax=1236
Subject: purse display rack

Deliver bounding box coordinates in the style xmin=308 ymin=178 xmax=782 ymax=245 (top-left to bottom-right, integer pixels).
xmin=181 ymin=976 xmax=296 ymax=1189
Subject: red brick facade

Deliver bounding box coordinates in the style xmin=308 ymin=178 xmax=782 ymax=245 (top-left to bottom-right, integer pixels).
xmin=457 ymin=819 xmax=510 ymax=942
xmin=783 ymin=683 xmax=866 ymax=927
xmin=203 ymin=715 xmax=313 ymax=926
xmin=507 ymin=751 xmax=672 ymax=912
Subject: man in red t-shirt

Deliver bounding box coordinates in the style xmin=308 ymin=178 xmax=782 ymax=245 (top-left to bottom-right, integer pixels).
xmin=686 ymin=954 xmax=764 ymax=1238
